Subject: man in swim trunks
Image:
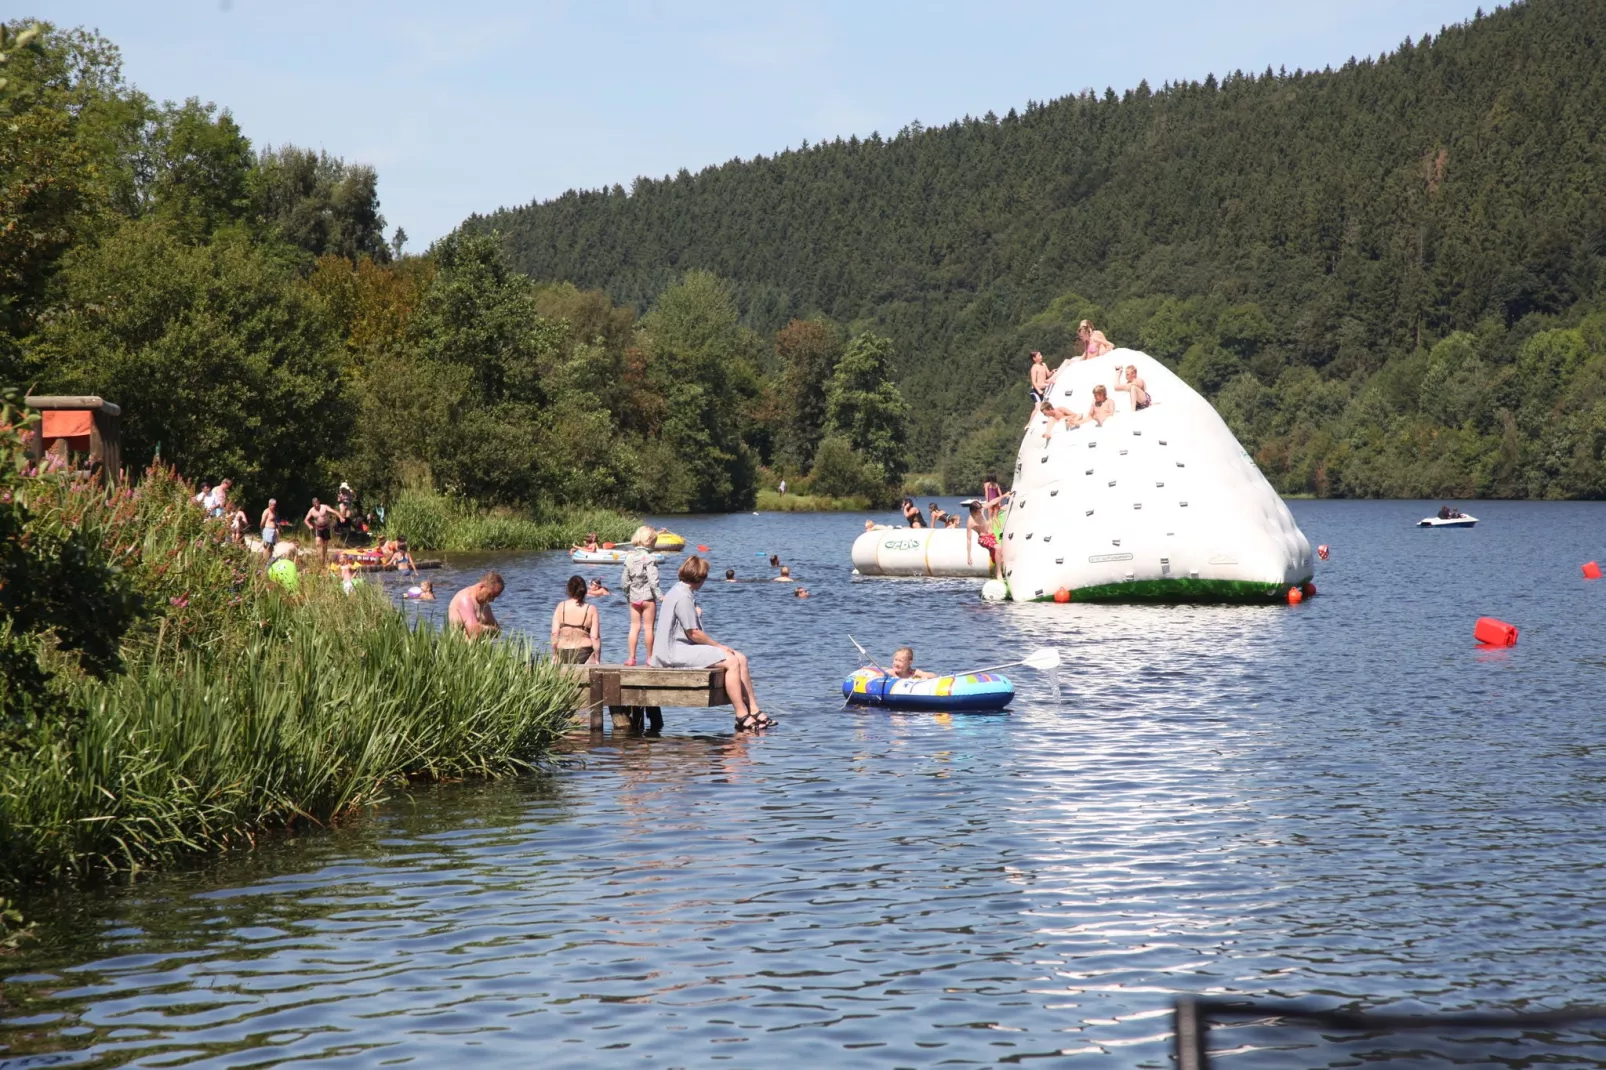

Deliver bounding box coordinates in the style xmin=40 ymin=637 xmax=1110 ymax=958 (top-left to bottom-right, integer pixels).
xmin=1029 ymin=351 xmax=1051 ymax=404
xmin=888 ymin=646 xmax=936 ymax=681
xmin=259 ymin=498 xmax=280 ymax=563
xmin=449 ymin=571 xmax=504 ymax=638
xmin=1088 ymin=385 xmax=1116 ymax=427
xmin=1113 ymin=365 xmax=1150 ymax=409
xmin=304 ymin=498 xmax=340 ymax=567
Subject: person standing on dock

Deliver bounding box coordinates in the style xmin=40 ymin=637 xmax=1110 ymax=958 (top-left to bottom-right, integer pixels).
xmin=620 ymin=525 xmax=663 ymax=666
xmin=448 ymin=571 xmax=504 ymax=638
xmin=653 ymin=556 xmax=770 ymax=730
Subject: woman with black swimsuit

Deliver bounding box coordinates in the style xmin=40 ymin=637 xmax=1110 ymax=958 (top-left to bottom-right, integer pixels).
xmin=550 ymin=575 xmax=601 ymax=664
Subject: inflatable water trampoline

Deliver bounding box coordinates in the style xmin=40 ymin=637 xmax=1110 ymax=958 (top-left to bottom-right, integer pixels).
xmin=842 ymin=667 xmax=1015 ymax=711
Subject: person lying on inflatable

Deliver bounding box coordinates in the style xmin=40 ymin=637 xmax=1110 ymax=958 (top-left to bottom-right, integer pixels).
xmin=878 ymin=646 xmax=936 ymax=681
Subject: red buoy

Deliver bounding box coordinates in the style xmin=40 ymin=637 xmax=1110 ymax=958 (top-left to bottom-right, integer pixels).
xmin=1474 ymin=617 xmax=1519 ymax=647
xmin=1302 ymin=581 xmax=1318 ymax=598
xmin=1317 ymin=544 xmax=1330 ymax=560
xmin=1053 ymin=587 xmax=1071 ymax=603
xmin=1584 ymin=561 xmax=1602 ymax=579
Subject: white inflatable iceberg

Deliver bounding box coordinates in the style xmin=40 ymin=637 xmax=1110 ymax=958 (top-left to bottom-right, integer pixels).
xmin=1000 ymin=348 xmax=1312 ymax=602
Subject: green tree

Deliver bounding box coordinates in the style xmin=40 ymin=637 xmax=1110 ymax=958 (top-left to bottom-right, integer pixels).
xmin=24 ymin=219 xmax=350 ymax=505
xmin=822 ymin=331 xmax=909 ymax=493
xmin=772 ymin=317 xmax=844 ymax=470
xmin=253 ymin=145 xmax=389 ymax=262
xmin=144 ymin=99 xmax=254 ymax=243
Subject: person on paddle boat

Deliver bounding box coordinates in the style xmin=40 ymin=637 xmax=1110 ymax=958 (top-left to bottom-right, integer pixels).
xmin=573 ymin=531 xmax=600 ymax=554
xmin=1438 ymin=505 xmax=1451 ymax=520
xmin=448 ymin=571 xmax=503 ymax=638
xmin=876 ymin=646 xmax=936 ymax=681
xmin=551 ymin=575 xmax=601 ymax=664
xmin=620 ymin=525 xmax=663 ymax=666
xmin=964 ymin=500 xmax=999 ymax=572
xmin=1087 ymin=384 xmax=1116 ymax=427
xmin=587 ymin=577 xmax=610 ymax=598
xmin=652 ymin=556 xmax=770 ymax=730
xmin=1113 ymin=364 xmax=1151 ymax=409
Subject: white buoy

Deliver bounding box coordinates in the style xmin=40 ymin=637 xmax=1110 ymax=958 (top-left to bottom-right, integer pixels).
xmin=981 ymin=579 xmax=1009 ymax=601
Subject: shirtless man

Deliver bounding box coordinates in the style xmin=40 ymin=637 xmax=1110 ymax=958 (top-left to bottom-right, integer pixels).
xmin=1039 ymin=400 xmax=1085 ymax=438
xmin=1029 ymin=351 xmax=1053 ymax=404
xmin=887 ymin=646 xmax=937 ymax=681
xmin=259 ymin=498 xmax=280 ymax=563
xmin=303 ymin=498 xmax=340 ymax=567
xmin=448 ymin=571 xmax=504 ymax=638
xmin=1087 ymin=384 xmax=1116 ymax=427
xmin=1113 ymin=365 xmax=1150 ymax=409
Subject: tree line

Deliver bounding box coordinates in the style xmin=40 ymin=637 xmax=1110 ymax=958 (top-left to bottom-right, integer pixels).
xmin=475 ymin=0 xmax=1606 ymax=498
xmin=1 ymin=22 xmax=910 ymax=513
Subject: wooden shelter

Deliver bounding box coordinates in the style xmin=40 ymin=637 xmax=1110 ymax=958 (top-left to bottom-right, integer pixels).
xmin=24 ymin=395 xmax=121 ymax=482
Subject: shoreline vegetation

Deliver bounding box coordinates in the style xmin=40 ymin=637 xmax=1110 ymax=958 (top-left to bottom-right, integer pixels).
xmin=0 ymin=442 xmax=580 ymax=915
xmin=381 ymin=488 xmax=635 ymax=552
xmin=755 ymin=490 xmax=871 ymax=512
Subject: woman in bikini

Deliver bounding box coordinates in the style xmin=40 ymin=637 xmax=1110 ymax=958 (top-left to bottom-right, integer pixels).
xmin=619 ymin=525 xmax=662 ymax=666
xmin=1078 ymin=319 xmax=1114 ymax=360
xmin=551 ymin=574 xmax=602 ymax=664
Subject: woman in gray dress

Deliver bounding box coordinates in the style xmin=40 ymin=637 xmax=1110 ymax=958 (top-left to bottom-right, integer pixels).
xmin=651 ymin=556 xmax=770 ymax=729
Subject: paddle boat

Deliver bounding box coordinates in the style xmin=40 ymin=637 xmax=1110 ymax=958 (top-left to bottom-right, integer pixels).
xmin=652 ymin=530 xmax=687 ymax=552
xmin=571 ymin=548 xmax=664 ymax=565
xmin=1418 ymin=513 xmax=1478 ymax=528
xmin=842 ymin=667 xmax=1015 ymax=711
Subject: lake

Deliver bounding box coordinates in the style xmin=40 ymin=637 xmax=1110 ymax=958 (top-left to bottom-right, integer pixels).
xmin=3 ymin=500 xmax=1605 ymax=1068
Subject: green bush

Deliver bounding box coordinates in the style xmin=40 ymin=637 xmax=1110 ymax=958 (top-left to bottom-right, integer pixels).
xmin=382 ymin=487 xmax=635 ymax=552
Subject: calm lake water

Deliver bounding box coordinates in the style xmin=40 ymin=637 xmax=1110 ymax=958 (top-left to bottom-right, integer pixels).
xmin=4 ymin=500 xmax=1606 ymax=1068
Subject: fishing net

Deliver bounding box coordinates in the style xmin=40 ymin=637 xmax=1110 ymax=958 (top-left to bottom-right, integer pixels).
xmin=1174 ymin=998 xmax=1606 ymax=1069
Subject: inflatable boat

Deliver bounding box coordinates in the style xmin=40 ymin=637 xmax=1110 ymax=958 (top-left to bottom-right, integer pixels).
xmin=652 ymin=530 xmax=687 ymax=552
xmin=842 ymin=667 xmax=1015 ymax=711
xmin=571 ymin=548 xmax=664 ymax=565
xmin=1418 ymin=514 xmax=1477 ymax=528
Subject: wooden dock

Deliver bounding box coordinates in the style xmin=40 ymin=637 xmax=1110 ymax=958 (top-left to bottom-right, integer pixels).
xmin=562 ymin=664 xmax=729 ymax=733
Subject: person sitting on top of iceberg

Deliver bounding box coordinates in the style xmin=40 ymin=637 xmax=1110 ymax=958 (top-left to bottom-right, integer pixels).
xmin=1087 ymin=384 xmax=1116 ymax=427
xmin=1113 ymin=365 xmax=1151 ymax=410
xmin=1078 ymin=319 xmax=1114 ymax=359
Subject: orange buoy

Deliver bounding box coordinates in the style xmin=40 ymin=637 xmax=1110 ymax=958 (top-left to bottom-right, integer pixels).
xmin=1584 ymin=561 xmax=1602 ymax=579
xmin=1317 ymin=544 xmax=1330 ymax=560
xmin=1474 ymin=617 xmax=1519 ymax=647
xmin=697 ymin=544 xmax=710 ymax=552
xmin=1286 ymin=586 xmax=1303 ymax=604
xmin=1302 ymin=581 xmax=1318 ymax=598
xmin=1052 ymin=587 xmax=1071 ymax=603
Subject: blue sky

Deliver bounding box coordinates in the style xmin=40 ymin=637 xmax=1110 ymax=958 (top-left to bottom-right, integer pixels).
xmin=39 ymin=1 xmax=1482 ymax=247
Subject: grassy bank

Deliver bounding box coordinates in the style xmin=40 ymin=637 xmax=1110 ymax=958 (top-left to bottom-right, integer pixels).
xmin=756 ymin=489 xmax=872 ymax=512
xmin=382 ymin=488 xmax=636 ymax=551
xmin=0 ymin=466 xmax=580 ymax=890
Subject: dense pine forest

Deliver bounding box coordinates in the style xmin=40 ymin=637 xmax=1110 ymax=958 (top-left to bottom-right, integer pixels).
xmin=474 ymin=0 xmax=1606 ymax=499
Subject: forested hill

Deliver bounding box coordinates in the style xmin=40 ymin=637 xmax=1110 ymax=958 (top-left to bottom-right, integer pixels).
xmin=472 ymin=0 xmax=1606 ymax=499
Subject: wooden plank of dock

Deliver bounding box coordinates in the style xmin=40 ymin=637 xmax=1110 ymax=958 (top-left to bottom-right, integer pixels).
xmin=561 ymin=664 xmax=729 ymax=733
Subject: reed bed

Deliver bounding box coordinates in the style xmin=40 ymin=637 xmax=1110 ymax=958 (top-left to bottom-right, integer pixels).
xmin=755 ymin=490 xmax=872 ymax=512
xmin=382 ymin=488 xmax=636 ymax=551
xmin=0 ymin=467 xmax=582 ymax=890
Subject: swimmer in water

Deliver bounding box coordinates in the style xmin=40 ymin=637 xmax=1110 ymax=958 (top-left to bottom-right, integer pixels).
xmin=587 ymin=577 xmax=610 ymax=598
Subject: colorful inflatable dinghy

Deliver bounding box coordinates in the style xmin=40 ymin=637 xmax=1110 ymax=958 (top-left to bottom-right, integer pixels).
xmin=571 ymin=548 xmax=663 ymax=565
xmin=842 ymin=667 xmax=1015 ymax=711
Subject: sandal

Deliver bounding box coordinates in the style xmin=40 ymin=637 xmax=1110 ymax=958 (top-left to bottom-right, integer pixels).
xmin=751 ymin=711 xmax=777 ymax=728
xmin=734 ymin=713 xmax=758 ymax=731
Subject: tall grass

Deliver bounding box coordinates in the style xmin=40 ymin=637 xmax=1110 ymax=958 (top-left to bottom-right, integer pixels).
xmin=755 ymin=489 xmax=873 ymax=512
xmin=0 ymin=468 xmax=583 ymax=890
xmin=383 ymin=488 xmax=636 ymax=551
